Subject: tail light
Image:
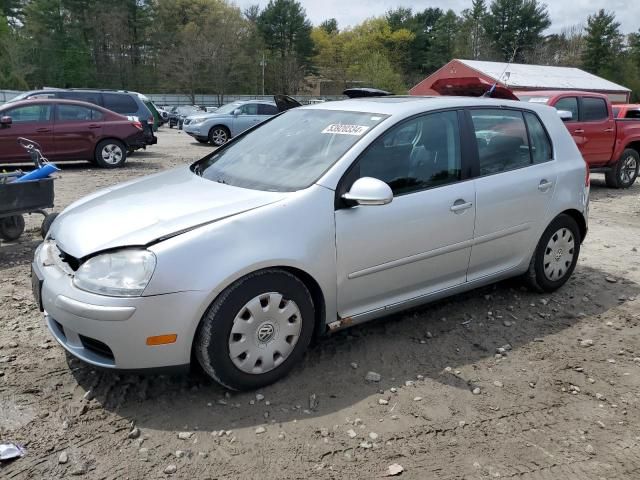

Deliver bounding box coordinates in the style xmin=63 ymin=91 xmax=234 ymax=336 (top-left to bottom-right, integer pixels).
xmin=131 ymin=120 xmax=143 ymax=131
xmin=585 ymin=161 xmax=590 ymax=187
xmin=148 ymin=116 xmax=154 ymax=126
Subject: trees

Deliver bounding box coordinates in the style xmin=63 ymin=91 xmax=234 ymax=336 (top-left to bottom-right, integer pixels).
xmin=458 ymin=0 xmax=488 ymax=60
xmin=256 ymin=0 xmax=313 ymax=94
xmin=484 ymin=0 xmax=551 ymax=62
xmin=582 ymin=10 xmax=623 ymax=77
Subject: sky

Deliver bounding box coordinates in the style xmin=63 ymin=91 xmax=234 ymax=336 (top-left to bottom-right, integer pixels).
xmin=233 ymin=0 xmax=639 ymax=34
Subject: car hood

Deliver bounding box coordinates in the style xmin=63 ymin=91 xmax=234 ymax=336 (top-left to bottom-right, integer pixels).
xmin=51 ymin=167 xmax=287 ymax=258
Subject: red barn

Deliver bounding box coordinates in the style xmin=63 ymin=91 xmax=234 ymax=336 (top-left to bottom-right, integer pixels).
xmin=410 ymin=59 xmax=631 ymax=104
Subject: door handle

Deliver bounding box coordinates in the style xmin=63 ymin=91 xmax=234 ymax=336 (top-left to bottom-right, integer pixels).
xmin=574 ymin=129 xmax=585 ymax=134
xmin=88 ymin=124 xmax=101 ymax=129
xmin=450 ymin=200 xmax=473 ymax=213
xmin=604 ymin=128 xmax=614 ymax=132
xmin=538 ymin=179 xmax=553 ymax=192
xmin=36 ymin=128 xmax=51 ymax=133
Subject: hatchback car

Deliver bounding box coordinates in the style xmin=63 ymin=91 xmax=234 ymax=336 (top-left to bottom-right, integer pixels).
xmin=0 ymin=99 xmax=147 ymax=168
xmin=33 ymin=97 xmax=588 ymax=390
xmin=9 ymin=89 xmax=157 ymax=149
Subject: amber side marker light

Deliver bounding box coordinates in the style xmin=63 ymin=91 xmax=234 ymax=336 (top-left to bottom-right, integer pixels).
xmin=146 ymin=334 xmax=178 ymax=346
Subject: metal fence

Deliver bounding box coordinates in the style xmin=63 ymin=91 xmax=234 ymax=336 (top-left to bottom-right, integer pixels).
xmin=0 ymin=90 xmax=344 ymax=107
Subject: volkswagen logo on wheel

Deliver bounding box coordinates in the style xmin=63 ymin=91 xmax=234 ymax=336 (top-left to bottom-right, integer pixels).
xmin=257 ymin=323 xmax=275 ymax=343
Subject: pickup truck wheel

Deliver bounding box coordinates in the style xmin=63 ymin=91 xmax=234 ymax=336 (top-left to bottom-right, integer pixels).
xmin=195 ymin=269 xmax=314 ymax=391
xmin=95 ymin=139 xmax=127 ymax=168
xmin=524 ymin=214 xmax=581 ymax=293
xmin=605 ymin=149 xmax=639 ymax=188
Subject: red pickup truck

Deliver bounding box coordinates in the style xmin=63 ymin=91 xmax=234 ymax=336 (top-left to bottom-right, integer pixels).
xmin=517 ymin=91 xmax=640 ymax=188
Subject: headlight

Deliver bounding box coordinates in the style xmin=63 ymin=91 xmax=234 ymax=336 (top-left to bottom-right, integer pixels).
xmin=73 ymin=250 xmax=156 ymax=297
xmin=189 ymin=117 xmax=206 ymax=125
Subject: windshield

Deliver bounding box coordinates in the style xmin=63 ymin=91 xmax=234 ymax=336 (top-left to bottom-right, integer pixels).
xmin=215 ymin=102 xmax=243 ymax=115
xmin=195 ymin=109 xmax=388 ymax=192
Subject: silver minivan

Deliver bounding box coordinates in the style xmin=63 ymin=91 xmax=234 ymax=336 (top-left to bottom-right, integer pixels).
xmin=33 ymin=97 xmax=589 ymax=390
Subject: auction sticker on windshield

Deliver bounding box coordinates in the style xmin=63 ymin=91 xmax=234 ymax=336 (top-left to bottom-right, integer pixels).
xmin=322 ymin=124 xmax=370 ymax=135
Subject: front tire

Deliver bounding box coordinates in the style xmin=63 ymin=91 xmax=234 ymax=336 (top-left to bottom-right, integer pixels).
xmin=195 ymin=269 xmax=314 ymax=391
xmin=208 ymin=126 xmax=230 ymax=146
xmin=525 ymin=214 xmax=581 ymax=292
xmin=605 ymin=148 xmax=639 ymax=188
xmin=95 ymin=139 xmax=127 ymax=168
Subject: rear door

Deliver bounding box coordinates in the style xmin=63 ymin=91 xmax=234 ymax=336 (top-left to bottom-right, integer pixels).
xmin=578 ymin=96 xmax=615 ymax=165
xmin=0 ymin=103 xmax=54 ymax=163
xmin=467 ymin=108 xmax=557 ymax=281
xmin=53 ymin=104 xmax=103 ymax=160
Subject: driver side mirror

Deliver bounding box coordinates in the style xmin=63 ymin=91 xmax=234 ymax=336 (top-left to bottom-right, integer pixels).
xmin=557 ymin=110 xmax=573 ymax=122
xmin=342 ymin=177 xmax=393 ymax=206
xmin=0 ymin=116 xmax=12 ymax=128
xmin=233 ymin=109 xmax=242 ymax=117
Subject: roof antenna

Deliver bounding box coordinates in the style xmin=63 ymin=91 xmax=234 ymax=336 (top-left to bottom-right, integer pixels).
xmin=484 ymin=47 xmax=517 ymax=98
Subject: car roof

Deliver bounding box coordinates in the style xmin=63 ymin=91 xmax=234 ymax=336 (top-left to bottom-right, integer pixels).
xmin=301 ymin=95 xmax=550 ymax=116
xmin=1 ymin=98 xmax=117 ymax=114
xmin=516 ymin=90 xmax=609 ymax=99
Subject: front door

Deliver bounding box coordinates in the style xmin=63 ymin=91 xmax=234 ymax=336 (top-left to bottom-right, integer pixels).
xmin=0 ymin=103 xmax=54 ymax=163
xmin=466 ymin=108 xmax=557 ymax=281
xmin=335 ymin=110 xmax=476 ymax=318
xmin=578 ymin=96 xmax=615 ymax=165
xmin=232 ymin=103 xmax=261 ymax=136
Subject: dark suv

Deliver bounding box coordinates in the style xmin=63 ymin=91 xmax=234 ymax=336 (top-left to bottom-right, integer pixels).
xmin=8 ymin=89 xmax=157 ymax=149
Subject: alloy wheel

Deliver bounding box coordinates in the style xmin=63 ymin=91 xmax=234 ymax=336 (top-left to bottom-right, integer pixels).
xmin=620 ymin=155 xmax=638 ymax=185
xmin=211 ymin=128 xmax=228 ymax=146
xmin=101 ymin=144 xmax=123 ymax=165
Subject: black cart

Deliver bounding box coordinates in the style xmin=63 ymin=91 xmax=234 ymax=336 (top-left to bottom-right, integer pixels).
xmin=0 ymin=138 xmax=58 ymax=241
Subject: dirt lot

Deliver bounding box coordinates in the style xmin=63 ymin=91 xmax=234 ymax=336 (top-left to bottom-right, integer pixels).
xmin=1 ymin=127 xmax=640 ymax=479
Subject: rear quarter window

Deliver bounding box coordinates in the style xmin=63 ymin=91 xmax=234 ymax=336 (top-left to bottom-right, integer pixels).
xmin=102 ymin=93 xmax=138 ymax=114
xmin=582 ymin=98 xmax=608 ymax=121
xmin=523 ymin=112 xmax=553 ymax=164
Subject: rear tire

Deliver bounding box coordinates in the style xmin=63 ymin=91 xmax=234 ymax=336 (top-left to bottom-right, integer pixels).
xmin=0 ymin=215 xmax=25 ymax=241
xmin=95 ymin=139 xmax=127 ymax=168
xmin=605 ymin=148 xmax=639 ymax=188
xmin=525 ymin=214 xmax=581 ymax=293
xmin=195 ymin=269 xmax=314 ymax=391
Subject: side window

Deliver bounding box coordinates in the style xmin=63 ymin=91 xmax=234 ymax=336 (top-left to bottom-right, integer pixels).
xmin=103 ymin=93 xmax=137 ymax=114
xmin=91 ymin=109 xmax=104 ymax=121
xmin=625 ymin=110 xmax=640 ymax=119
xmin=524 ymin=112 xmax=553 ymax=164
xmin=6 ymin=104 xmax=52 ymax=123
xmin=258 ymin=104 xmax=278 ymax=115
xmin=582 ymin=97 xmax=608 ymax=121
xmin=57 ymin=105 xmax=93 ymax=121
xmin=470 ymin=109 xmax=531 ymax=176
xmin=356 ymin=110 xmax=461 ymax=196
xmin=554 ymin=97 xmax=578 ymax=122
xmin=58 ymin=91 xmax=101 ymax=106
xmin=240 ymin=103 xmax=258 ymax=115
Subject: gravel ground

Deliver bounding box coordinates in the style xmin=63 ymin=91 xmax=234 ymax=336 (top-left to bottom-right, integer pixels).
xmin=1 ymin=127 xmax=640 ymax=479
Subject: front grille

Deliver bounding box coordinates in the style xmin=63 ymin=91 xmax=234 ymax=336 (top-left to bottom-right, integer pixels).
xmin=79 ymin=335 xmax=114 ymax=360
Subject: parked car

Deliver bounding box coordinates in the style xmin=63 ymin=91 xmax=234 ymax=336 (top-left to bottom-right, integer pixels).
xmin=168 ymin=106 xmax=201 ymax=129
xmin=34 ymin=96 xmax=588 ymax=390
xmin=183 ymin=96 xmax=300 ymax=146
xmin=517 ymin=91 xmax=640 ymax=188
xmin=613 ymin=104 xmax=640 ymax=119
xmin=0 ymin=99 xmax=146 ymax=168
xmin=9 ymin=89 xmax=157 ymax=149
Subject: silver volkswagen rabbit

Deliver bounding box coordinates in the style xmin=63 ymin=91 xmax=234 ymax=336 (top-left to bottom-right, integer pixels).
xmin=33 ymin=96 xmax=589 ymax=390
